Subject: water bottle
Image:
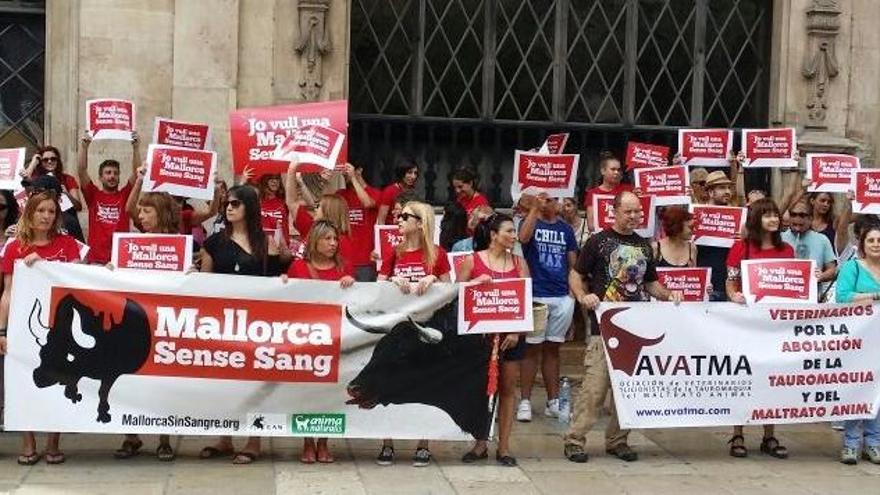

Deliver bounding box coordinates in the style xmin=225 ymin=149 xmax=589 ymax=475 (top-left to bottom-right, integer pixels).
xmin=558 ymin=377 xmax=571 ymax=424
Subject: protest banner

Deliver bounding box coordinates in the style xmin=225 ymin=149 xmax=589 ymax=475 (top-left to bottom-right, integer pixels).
xmin=6 ymin=263 xmax=490 ymax=439
xmin=656 ymin=267 xmax=711 ymax=302
xmin=13 ymin=188 xmax=27 ymax=210
xmin=510 ymin=150 xmax=579 ymax=199
xmin=591 ymin=194 xmax=656 ymax=238
xmin=741 ymin=128 xmax=797 ymax=168
xmin=111 ymin=233 xmax=193 ymax=272
xmin=457 ymin=278 xmax=533 ymax=335
xmin=806 ymin=153 xmax=860 ymax=193
xmin=448 ymin=251 xmax=473 ymax=283
xmin=599 ymin=302 xmax=880 ymax=428
xmin=152 ymin=118 xmax=212 ymax=150
xmin=632 ymin=166 xmax=690 ymax=206
xmin=374 ymin=225 xmax=404 ymax=271
xmin=678 ymin=129 xmax=733 ymax=167
xmin=0 ymin=148 xmax=25 ymax=190
xmin=742 ymin=259 xmax=817 ymax=304
xmin=143 ymin=144 xmax=217 ymax=201
xmin=229 ymin=100 xmax=348 ymax=176
xmin=851 ymin=169 xmax=880 ymax=214
xmin=690 ymin=205 xmax=746 ymax=248
xmin=625 ymin=141 xmax=670 ymax=170
xmin=273 ymin=125 xmax=346 ymax=172
xmin=86 ymin=99 xmax=135 ymax=140
xmin=538 ymin=133 xmax=569 ymax=154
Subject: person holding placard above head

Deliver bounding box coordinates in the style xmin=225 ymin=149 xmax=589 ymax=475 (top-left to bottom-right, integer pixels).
xmin=457 ymin=212 xmax=529 ymax=467
xmin=21 ymin=144 xmax=85 ymax=241
xmin=834 ymin=223 xmax=880 ymax=465
xmin=76 ymin=131 xmax=138 ymax=264
xmin=451 ymin=168 xmax=490 ymax=217
xmin=0 ymin=189 xmax=83 ymax=465
xmin=564 ymin=191 xmax=682 ymax=464
xmin=725 ymin=198 xmax=793 ymax=459
xmin=334 ymin=162 xmax=381 ymax=281
xmin=583 ymin=152 xmax=632 ymax=232
xmin=696 ymin=170 xmax=742 ymax=301
xmin=375 ymin=201 xmax=451 ymax=468
xmin=378 ymin=159 xmax=419 ymax=225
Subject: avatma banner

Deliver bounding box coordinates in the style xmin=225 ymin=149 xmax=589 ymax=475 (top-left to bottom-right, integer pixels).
xmin=152 ymin=118 xmax=212 ymax=150
xmin=511 ymin=150 xmax=579 ymax=199
xmin=144 ymin=144 xmax=217 ymax=201
xmin=806 ymin=153 xmax=860 ymax=193
xmin=87 ymin=99 xmax=135 ymax=141
xmin=599 ymin=302 xmax=880 ymax=428
xmin=0 ymin=148 xmax=25 ymax=190
xmin=678 ymin=129 xmax=733 ymax=167
xmin=458 ymin=278 xmax=533 ymax=335
xmin=6 ymin=263 xmax=491 ymax=439
xmin=111 ymin=233 xmax=193 ymax=272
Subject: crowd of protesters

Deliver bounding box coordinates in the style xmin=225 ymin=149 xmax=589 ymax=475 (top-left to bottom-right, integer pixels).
xmin=0 ymin=133 xmax=876 ymax=471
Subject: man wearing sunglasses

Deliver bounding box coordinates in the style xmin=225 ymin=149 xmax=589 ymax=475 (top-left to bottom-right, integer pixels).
xmin=782 ymin=199 xmax=837 ymax=298
xmin=76 ymin=131 xmax=140 ymax=264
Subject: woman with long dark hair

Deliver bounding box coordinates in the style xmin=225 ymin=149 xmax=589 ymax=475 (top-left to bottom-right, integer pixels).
xmin=451 ymin=168 xmax=489 ymax=216
xmin=258 ymin=173 xmax=289 ymax=239
xmin=21 ymin=145 xmax=85 ymax=241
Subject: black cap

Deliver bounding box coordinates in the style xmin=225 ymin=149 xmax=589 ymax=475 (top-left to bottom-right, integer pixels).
xmin=21 ymin=174 xmax=62 ymax=196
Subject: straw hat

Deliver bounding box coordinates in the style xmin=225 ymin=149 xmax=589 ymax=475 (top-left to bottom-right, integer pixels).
xmin=704 ymin=170 xmax=733 ymax=188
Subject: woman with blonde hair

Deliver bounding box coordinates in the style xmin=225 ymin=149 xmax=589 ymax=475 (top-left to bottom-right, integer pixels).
xmin=0 ymin=189 xmax=83 ymax=465
xmin=375 ymin=200 xmax=452 ymax=467
xmin=285 ymin=161 xmax=354 ymax=259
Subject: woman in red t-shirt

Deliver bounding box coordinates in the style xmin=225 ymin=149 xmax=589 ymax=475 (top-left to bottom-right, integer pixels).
xmin=725 ymin=198 xmax=793 ymax=459
xmin=258 ymin=173 xmax=290 ymax=240
xmin=451 ymin=168 xmax=490 ymax=216
xmin=456 ymin=213 xmax=530 ymax=467
xmin=377 ymin=161 xmax=419 ymax=225
xmin=282 ymin=220 xmax=354 ymax=464
xmin=375 ymin=200 xmax=451 ymax=467
xmin=0 ymin=190 xmax=83 ymax=465
xmin=285 ymin=161 xmax=355 ymax=260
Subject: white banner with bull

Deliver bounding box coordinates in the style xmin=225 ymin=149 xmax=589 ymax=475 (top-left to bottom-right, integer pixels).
xmin=5 ymin=262 xmax=494 ymax=439
xmin=598 ymin=302 xmax=880 ymax=429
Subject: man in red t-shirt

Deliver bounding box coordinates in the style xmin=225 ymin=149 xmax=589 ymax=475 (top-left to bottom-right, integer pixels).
xmin=77 ymin=132 xmax=138 ymax=264
xmin=583 ymin=153 xmax=633 ymax=232
xmin=334 ymin=162 xmax=381 ymax=281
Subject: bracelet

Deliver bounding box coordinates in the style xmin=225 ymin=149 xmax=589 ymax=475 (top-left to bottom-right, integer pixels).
xmin=0 ymin=328 xmax=7 ymax=337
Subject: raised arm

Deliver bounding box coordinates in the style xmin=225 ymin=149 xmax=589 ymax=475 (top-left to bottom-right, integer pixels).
xmin=125 ymin=166 xmax=145 ymax=226
xmin=128 ymin=131 xmax=140 ymax=185
xmin=345 ymin=164 xmax=376 ymax=208
xmin=77 ymin=132 xmax=92 ymax=189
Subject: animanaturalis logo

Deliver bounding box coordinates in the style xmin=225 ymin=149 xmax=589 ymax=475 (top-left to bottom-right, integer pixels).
xmin=291 ymin=413 xmax=345 ymax=435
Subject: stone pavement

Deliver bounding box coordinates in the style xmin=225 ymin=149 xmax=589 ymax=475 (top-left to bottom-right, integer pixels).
xmin=0 ymin=390 xmax=877 ymax=495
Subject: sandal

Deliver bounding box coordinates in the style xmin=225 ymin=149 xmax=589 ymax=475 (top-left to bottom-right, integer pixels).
xmin=728 ymin=435 xmax=747 ymax=458
xmin=16 ymin=452 xmax=40 ymax=466
xmin=45 ymin=451 xmax=65 ymax=465
xmin=232 ymin=451 xmax=259 ymax=465
xmin=114 ymin=438 xmax=143 ymax=459
xmin=199 ymin=445 xmax=233 ymax=459
xmin=316 ymin=441 xmax=334 ymax=464
xmin=760 ymin=436 xmax=788 ymax=459
xmin=496 ymin=452 xmax=518 ymax=467
xmin=157 ymin=444 xmax=175 ymax=462
xmin=300 ymin=439 xmax=316 ymax=464
xmin=461 ymin=449 xmax=488 ymax=463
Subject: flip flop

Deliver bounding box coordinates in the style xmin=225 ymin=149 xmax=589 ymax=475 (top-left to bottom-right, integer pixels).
xmin=157 ymin=444 xmax=175 ymax=462
xmin=114 ymin=438 xmax=143 ymax=459
xmin=45 ymin=452 xmax=65 ymax=465
xmin=232 ymin=451 xmax=259 ymax=465
xmin=199 ymin=446 xmax=233 ymax=459
xmin=16 ymin=453 xmax=40 ymax=466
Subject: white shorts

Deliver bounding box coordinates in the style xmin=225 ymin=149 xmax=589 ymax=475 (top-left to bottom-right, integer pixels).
xmin=527 ymin=296 xmax=575 ymax=344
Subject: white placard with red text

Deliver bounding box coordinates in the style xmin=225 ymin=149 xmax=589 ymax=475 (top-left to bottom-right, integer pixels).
xmin=678 ymin=129 xmax=733 ymax=167
xmin=511 ymin=150 xmax=579 ymax=199
xmin=806 ymin=153 xmax=860 ymax=193
xmin=448 ymin=251 xmax=473 ymax=283
xmin=690 ymin=205 xmax=746 ymax=248
xmin=143 ymin=144 xmax=217 ymax=201
xmin=656 ymin=267 xmax=711 ymax=302
xmin=633 ymin=166 xmax=690 ymax=206
xmin=111 ymin=233 xmax=193 ymax=273
xmin=273 ymin=125 xmax=346 ymax=172
xmin=742 ymin=259 xmax=817 ymax=304
xmin=851 ymin=170 xmax=880 ymax=214
xmin=626 ymin=141 xmax=670 ymax=170
xmin=0 ymin=148 xmax=26 ymax=190
xmin=457 ymin=278 xmax=533 ymax=335
xmin=591 ymin=194 xmax=656 ymax=238
xmin=86 ymin=99 xmax=135 ymax=140
xmin=741 ymin=128 xmax=797 ymax=168
xmin=152 ymin=118 xmax=212 ymax=150
xmin=538 ymin=133 xmax=569 ymax=154
xmin=374 ymin=225 xmax=404 ymax=271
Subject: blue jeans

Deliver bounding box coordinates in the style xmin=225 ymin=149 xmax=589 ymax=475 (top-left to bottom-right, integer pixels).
xmin=844 ymin=412 xmax=880 ymax=449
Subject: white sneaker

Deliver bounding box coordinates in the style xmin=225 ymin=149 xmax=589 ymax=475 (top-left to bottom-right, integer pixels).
xmin=544 ymin=399 xmax=560 ymax=418
xmin=516 ymin=399 xmax=532 ymax=422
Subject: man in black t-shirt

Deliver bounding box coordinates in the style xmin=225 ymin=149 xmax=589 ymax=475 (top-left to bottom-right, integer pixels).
xmin=696 ymin=169 xmax=744 ymax=301
xmin=563 ymin=191 xmax=681 ymax=464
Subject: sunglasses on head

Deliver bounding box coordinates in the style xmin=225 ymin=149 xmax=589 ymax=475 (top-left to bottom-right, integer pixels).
xmin=28 ymin=187 xmax=58 ymax=198
xmin=397 ymin=212 xmax=421 ymax=222
xmin=225 ymin=199 xmax=243 ymax=209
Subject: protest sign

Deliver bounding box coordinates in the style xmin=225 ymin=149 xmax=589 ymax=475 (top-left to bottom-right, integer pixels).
xmin=742 ymin=259 xmax=817 ymax=304
xmin=678 ymin=129 xmax=732 ymax=167
xmin=741 ymin=128 xmax=797 ymax=168
xmin=599 ymin=302 xmax=880 ymax=428
xmin=806 ymin=153 xmax=860 ymax=193
xmin=86 ymin=99 xmax=135 ymax=140
xmin=111 ymin=233 xmax=193 ymax=272
xmin=591 ymin=194 xmax=656 ymax=238
xmin=458 ymin=278 xmax=533 ymax=335
xmin=229 ymin=100 xmax=348 ymax=176
xmin=143 ymin=144 xmax=217 ymax=201
xmin=632 ymin=166 xmax=690 ymax=206
xmin=656 ymin=268 xmax=711 ymax=302
xmin=691 ymin=205 xmax=746 ymax=248
xmin=6 ymin=263 xmax=488 ymax=439
xmin=447 ymin=251 xmax=473 ymax=283
xmin=851 ymin=170 xmax=880 ymax=214
xmin=538 ymin=133 xmax=569 ymax=154
xmin=152 ymin=118 xmax=212 ymax=150
xmin=510 ymin=150 xmax=579 ymax=199
xmin=626 ymin=141 xmax=670 ymax=170
xmin=374 ymin=225 xmax=404 ymax=271
xmin=273 ymin=125 xmax=346 ymax=172
xmin=0 ymin=148 xmax=25 ymax=190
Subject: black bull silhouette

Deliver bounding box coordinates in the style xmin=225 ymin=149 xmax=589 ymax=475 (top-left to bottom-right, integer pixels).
xmin=28 ymin=294 xmax=151 ymax=423
xmin=345 ymin=298 xmax=493 ymax=439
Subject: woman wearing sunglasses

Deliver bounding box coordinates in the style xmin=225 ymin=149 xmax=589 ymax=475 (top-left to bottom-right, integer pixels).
xmin=0 ymin=189 xmax=83 ymax=465
xmin=198 ymin=185 xmax=287 ymax=464
xmin=22 ymin=146 xmax=85 ymax=241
